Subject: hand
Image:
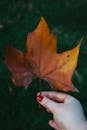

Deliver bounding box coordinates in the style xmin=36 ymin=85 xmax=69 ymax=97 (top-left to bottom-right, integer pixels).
xmin=37 ymin=91 xmax=87 ymax=130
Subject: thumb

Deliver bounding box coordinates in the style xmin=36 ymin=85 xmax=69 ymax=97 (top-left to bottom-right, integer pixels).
xmin=37 ymin=95 xmax=58 ymax=113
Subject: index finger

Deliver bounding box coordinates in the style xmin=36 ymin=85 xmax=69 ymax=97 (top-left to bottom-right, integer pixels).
xmin=37 ymin=91 xmax=73 ymax=104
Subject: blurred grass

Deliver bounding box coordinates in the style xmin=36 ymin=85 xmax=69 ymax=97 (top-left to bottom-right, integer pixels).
xmin=0 ymin=0 xmax=87 ymax=130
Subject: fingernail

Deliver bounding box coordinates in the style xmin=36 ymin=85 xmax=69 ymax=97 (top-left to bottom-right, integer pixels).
xmin=37 ymin=94 xmax=43 ymax=102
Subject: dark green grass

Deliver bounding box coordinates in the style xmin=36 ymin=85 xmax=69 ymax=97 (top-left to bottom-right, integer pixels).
xmin=0 ymin=0 xmax=87 ymax=130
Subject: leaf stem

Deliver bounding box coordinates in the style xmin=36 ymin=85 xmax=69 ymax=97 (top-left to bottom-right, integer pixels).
xmin=38 ymin=78 xmax=42 ymax=108
xmin=39 ymin=78 xmax=41 ymax=94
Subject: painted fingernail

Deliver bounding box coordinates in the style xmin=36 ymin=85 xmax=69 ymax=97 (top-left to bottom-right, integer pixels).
xmin=37 ymin=94 xmax=43 ymax=102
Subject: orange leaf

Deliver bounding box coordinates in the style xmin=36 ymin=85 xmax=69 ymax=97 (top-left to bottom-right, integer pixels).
xmin=5 ymin=17 xmax=80 ymax=92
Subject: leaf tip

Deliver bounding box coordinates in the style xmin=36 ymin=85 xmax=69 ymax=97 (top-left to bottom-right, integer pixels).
xmin=76 ymin=37 xmax=83 ymax=50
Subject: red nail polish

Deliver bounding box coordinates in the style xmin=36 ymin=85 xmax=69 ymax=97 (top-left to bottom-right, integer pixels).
xmin=37 ymin=94 xmax=43 ymax=102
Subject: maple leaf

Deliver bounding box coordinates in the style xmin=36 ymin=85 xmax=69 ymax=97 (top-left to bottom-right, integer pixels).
xmin=5 ymin=17 xmax=80 ymax=92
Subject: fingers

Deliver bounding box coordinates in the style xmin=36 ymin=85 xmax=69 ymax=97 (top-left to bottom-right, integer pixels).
xmin=37 ymin=91 xmax=73 ymax=104
xmin=49 ymin=120 xmax=59 ymax=130
xmin=49 ymin=120 xmax=64 ymax=130
xmin=37 ymin=95 xmax=58 ymax=113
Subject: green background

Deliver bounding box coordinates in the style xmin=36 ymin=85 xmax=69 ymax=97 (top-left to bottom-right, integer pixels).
xmin=0 ymin=0 xmax=87 ymax=130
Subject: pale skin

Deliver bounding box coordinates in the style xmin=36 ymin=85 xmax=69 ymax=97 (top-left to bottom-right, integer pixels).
xmin=37 ymin=91 xmax=87 ymax=130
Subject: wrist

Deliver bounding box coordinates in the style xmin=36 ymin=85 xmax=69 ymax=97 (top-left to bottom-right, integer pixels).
xmin=71 ymin=121 xmax=87 ymax=130
xmin=77 ymin=121 xmax=87 ymax=130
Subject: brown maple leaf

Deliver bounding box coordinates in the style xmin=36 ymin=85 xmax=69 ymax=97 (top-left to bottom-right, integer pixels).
xmin=5 ymin=17 xmax=80 ymax=92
